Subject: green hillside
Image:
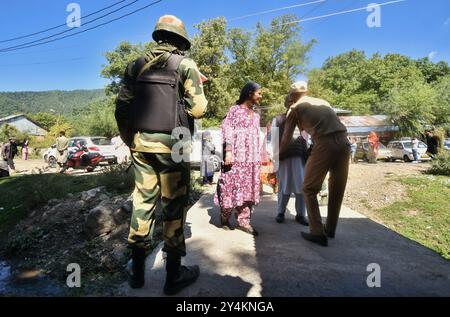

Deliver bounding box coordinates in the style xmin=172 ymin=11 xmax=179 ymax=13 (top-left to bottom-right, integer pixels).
xmin=0 ymin=89 xmax=105 ymax=117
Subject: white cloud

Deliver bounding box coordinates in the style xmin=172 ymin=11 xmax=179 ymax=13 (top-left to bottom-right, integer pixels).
xmin=428 ymin=51 xmax=438 ymax=60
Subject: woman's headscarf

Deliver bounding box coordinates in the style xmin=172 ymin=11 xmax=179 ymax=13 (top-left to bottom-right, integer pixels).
xmin=236 ymin=81 xmax=261 ymax=105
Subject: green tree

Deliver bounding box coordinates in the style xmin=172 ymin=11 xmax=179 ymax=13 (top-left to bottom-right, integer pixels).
xmin=416 ymin=58 xmax=450 ymax=84
xmin=189 ymin=17 xmax=234 ymax=119
xmin=251 ymin=15 xmax=315 ymax=124
xmin=101 ymin=41 xmax=156 ymax=95
xmin=433 ymin=76 xmax=450 ymax=132
xmin=48 ymin=122 xmax=74 ymax=139
xmin=0 ymin=124 xmax=28 ymax=143
xmin=384 ymin=81 xmax=437 ymax=136
xmin=308 ymin=50 xmax=450 ymax=118
xmin=29 ymin=112 xmax=71 ymax=131
xmin=192 ymin=15 xmax=314 ymax=123
xmin=74 ymin=98 xmax=118 ymax=138
xmin=227 ymin=28 xmax=254 ymax=89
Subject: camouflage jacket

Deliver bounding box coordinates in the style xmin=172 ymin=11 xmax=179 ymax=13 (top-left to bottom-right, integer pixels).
xmin=115 ymin=43 xmax=208 ymax=153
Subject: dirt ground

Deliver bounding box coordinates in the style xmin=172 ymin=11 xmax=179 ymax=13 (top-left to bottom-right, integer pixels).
xmin=12 ymin=158 xmax=48 ymax=172
xmin=343 ymin=160 xmax=430 ymax=220
xmin=11 ymin=158 xmax=111 ymax=175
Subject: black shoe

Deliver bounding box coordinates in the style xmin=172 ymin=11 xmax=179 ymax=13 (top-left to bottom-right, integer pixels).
xmin=164 ymin=265 xmax=200 ymax=296
xmin=237 ymin=225 xmax=259 ymax=236
xmin=324 ymin=225 xmax=335 ymax=238
xmin=301 ymin=232 xmax=328 ymax=247
xmin=295 ymin=215 xmax=309 ymax=226
xmin=164 ymin=253 xmax=200 ymax=296
xmin=126 ymin=248 xmax=146 ymax=289
xmin=275 ymin=213 xmax=285 ymax=223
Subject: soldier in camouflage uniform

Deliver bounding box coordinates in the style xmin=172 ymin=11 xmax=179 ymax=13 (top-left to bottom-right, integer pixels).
xmin=115 ymin=15 xmax=207 ymax=294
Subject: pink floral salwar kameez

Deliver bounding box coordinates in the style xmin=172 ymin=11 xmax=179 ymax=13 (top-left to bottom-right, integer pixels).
xmin=214 ymin=104 xmax=261 ymax=227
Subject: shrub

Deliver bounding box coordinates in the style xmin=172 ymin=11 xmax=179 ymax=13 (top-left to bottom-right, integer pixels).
xmin=427 ymin=150 xmax=450 ymax=176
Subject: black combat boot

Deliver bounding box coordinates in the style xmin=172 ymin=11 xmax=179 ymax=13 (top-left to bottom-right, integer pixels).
xmin=163 ymin=253 xmax=200 ymax=295
xmin=126 ymin=247 xmax=146 ymax=289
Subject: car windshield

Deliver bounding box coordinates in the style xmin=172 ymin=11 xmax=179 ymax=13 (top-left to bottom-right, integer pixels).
xmin=91 ymin=138 xmax=113 ymax=146
xmin=403 ymin=142 xmax=412 ymax=148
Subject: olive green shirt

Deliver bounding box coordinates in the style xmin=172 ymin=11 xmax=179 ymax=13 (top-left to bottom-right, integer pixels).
xmin=280 ymin=96 xmax=347 ymax=155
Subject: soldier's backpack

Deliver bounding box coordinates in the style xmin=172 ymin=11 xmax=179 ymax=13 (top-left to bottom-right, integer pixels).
xmin=132 ymin=53 xmax=193 ymax=134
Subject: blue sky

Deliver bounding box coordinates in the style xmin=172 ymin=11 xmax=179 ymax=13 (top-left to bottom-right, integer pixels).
xmin=0 ymin=0 xmax=449 ymax=92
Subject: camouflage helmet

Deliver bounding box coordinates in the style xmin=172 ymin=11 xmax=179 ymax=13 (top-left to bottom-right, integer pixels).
xmin=152 ymin=15 xmax=191 ymax=50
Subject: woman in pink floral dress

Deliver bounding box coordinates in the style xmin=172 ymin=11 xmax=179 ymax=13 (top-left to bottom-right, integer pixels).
xmin=214 ymin=82 xmax=262 ymax=236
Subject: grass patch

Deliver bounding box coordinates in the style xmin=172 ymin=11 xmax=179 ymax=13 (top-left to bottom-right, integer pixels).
xmin=376 ymin=175 xmax=450 ymax=260
xmin=0 ymin=164 xmax=134 ymax=241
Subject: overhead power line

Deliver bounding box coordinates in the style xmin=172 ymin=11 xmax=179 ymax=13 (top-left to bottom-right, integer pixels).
xmin=0 ymin=0 xmax=127 ymax=44
xmin=274 ymin=0 xmax=407 ymax=28
xmin=228 ymin=0 xmax=326 ymax=22
xmin=301 ymin=0 xmax=359 ymax=33
xmin=0 ymin=0 xmax=163 ymax=53
xmin=298 ymin=0 xmax=328 ymax=21
xmin=0 ymin=0 xmax=141 ymax=52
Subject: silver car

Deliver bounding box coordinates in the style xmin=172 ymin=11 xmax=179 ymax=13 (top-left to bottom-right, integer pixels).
xmin=387 ymin=140 xmax=430 ymax=162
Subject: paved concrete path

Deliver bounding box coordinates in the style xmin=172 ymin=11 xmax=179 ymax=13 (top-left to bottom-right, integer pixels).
xmin=124 ymin=189 xmax=450 ymax=297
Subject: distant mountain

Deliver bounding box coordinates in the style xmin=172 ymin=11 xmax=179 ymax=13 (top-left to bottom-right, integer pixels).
xmin=0 ymin=89 xmax=105 ymax=117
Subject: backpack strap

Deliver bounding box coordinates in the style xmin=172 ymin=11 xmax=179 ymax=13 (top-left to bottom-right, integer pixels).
xmin=133 ymin=57 xmax=148 ymax=81
xmin=136 ymin=53 xmax=184 ymax=79
xmin=165 ymin=53 xmax=184 ymax=71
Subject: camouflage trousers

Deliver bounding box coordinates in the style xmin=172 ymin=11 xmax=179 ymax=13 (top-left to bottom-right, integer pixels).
xmin=128 ymin=151 xmax=190 ymax=256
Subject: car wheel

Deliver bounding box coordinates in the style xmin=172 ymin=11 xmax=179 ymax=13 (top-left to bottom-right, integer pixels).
xmin=48 ymin=156 xmax=57 ymax=168
xmin=403 ymin=155 xmax=411 ymax=163
xmin=362 ymin=154 xmax=369 ymax=162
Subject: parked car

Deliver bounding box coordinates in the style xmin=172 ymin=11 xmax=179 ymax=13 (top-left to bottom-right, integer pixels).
xmin=43 ymin=137 xmax=118 ymax=167
xmin=387 ymin=140 xmax=431 ymax=162
xmin=354 ymin=141 xmax=392 ymax=162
